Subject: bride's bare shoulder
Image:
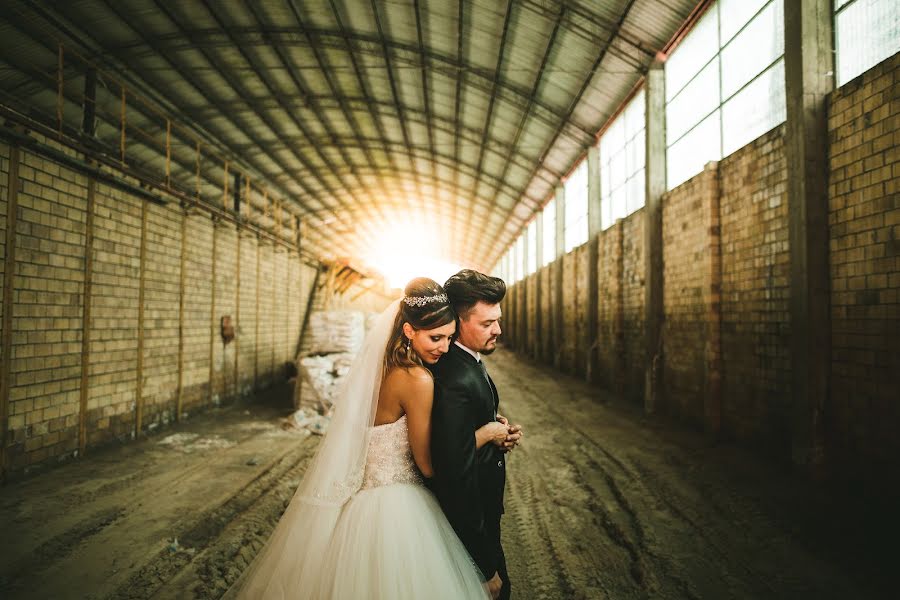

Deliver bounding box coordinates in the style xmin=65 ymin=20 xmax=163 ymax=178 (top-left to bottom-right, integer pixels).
xmin=383 ymin=365 xmax=433 ymax=389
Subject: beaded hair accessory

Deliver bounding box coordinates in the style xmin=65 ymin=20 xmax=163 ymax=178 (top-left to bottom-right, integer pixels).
xmin=402 ymin=293 xmax=449 ymax=307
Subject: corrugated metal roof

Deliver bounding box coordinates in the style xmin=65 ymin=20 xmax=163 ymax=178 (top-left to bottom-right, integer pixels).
xmin=0 ymin=0 xmax=699 ymax=272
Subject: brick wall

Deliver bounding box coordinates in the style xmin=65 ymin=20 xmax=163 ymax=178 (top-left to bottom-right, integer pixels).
xmin=0 ymin=140 xmax=316 ymax=476
xmin=827 ymin=52 xmax=900 ymax=484
xmin=661 ymin=164 xmax=720 ymax=426
xmin=719 ymin=126 xmax=791 ymax=451
xmin=621 ymin=210 xmax=645 ymax=403
xmin=574 ymin=243 xmax=590 ymax=378
xmin=6 ymin=145 xmax=87 ymax=469
xmin=237 ymin=232 xmax=258 ymax=396
xmin=212 ymin=222 xmax=238 ymax=404
xmin=182 ymin=212 xmax=214 ymax=415
xmin=86 ymin=183 xmax=141 ymax=445
xmin=141 ymin=202 xmax=182 ymax=429
xmin=597 ymin=224 xmax=622 ymax=392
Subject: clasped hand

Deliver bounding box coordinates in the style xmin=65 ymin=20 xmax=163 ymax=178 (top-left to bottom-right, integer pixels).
xmin=493 ymin=414 xmax=523 ymax=453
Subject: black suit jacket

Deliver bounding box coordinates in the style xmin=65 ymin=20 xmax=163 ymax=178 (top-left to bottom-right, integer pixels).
xmin=427 ymin=343 xmax=506 ymax=580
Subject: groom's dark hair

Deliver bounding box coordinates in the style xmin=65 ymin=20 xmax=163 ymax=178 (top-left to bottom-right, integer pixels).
xmin=444 ymin=269 xmax=506 ymax=319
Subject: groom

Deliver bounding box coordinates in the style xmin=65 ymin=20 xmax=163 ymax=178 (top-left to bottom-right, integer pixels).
xmin=428 ymin=269 xmax=523 ymax=600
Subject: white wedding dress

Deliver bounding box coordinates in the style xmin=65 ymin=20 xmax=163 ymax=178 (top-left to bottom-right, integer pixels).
xmin=312 ymin=414 xmax=489 ymax=598
xmin=224 ymin=300 xmax=488 ymax=599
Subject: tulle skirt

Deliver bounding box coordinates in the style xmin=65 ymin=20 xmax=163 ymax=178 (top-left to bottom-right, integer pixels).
xmin=228 ymin=481 xmax=489 ymax=599
xmin=313 ymin=482 xmax=489 ymax=599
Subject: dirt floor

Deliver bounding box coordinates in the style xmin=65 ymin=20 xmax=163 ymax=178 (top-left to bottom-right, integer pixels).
xmin=0 ymin=348 xmax=893 ymax=599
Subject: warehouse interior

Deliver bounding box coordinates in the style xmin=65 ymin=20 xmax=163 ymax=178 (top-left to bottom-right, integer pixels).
xmin=0 ymin=0 xmax=898 ymax=598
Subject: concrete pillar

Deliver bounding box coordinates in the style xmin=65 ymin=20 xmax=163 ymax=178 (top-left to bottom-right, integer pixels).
xmin=644 ymin=61 xmax=666 ymax=415
xmin=784 ymin=0 xmax=833 ymax=479
xmin=587 ymin=145 xmax=602 ymax=382
xmin=554 ymin=185 xmax=565 ymax=369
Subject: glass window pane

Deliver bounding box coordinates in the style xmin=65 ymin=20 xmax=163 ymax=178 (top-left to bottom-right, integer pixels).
xmin=666 ymin=57 xmax=720 ymax=146
xmin=665 ymin=4 xmax=719 ymax=101
xmin=667 ymin=109 xmax=721 ymax=190
xmin=626 ymin=169 xmax=646 ymax=216
xmin=542 ymin=199 xmax=555 ymax=266
xmin=722 ymin=59 xmax=786 ymax=156
xmin=624 ymin=90 xmax=646 ymax=138
xmin=719 ymin=0 xmax=770 ymax=44
xmin=721 ymin=0 xmax=783 ymax=99
xmin=836 ymin=0 xmax=900 ymax=86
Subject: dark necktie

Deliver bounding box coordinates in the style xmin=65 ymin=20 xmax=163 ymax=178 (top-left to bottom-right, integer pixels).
xmin=477 ymin=360 xmax=497 ymax=407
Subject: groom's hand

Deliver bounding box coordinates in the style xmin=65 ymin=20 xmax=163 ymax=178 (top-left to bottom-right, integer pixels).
xmin=486 ymin=572 xmax=503 ymax=599
xmin=501 ymin=422 xmax=523 ymax=453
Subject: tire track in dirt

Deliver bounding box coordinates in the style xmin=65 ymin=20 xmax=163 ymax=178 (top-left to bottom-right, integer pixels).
xmin=0 ymin=507 xmax=126 ymax=595
xmin=106 ymin=435 xmax=318 ymax=600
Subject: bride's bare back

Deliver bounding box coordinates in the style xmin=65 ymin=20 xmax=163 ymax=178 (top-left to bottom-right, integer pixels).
xmin=373 ymin=366 xmax=434 ymax=477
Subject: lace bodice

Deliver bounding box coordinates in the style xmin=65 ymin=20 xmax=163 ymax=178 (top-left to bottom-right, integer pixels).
xmin=360 ymin=415 xmax=422 ymax=490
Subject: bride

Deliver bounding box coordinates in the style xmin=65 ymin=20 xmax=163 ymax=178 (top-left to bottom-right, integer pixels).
xmin=225 ymin=278 xmax=508 ymax=599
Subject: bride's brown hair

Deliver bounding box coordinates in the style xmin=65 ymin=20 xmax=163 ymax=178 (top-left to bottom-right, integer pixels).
xmin=383 ymin=278 xmax=456 ymax=375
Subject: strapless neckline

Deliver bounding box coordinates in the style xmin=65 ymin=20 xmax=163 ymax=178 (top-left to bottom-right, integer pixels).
xmin=373 ymin=414 xmax=407 ymax=429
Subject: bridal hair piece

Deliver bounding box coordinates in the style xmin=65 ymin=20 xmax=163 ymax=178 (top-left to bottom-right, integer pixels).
xmin=402 ymin=292 xmax=449 ymax=307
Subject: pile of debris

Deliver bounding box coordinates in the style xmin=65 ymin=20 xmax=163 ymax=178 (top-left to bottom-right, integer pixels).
xmin=286 ymin=310 xmax=372 ymax=435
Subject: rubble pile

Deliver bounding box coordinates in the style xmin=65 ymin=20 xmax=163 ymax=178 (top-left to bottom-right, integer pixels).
xmin=288 ymin=310 xmax=374 ymax=435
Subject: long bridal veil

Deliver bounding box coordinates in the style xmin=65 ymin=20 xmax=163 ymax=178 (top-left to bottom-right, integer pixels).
xmin=223 ymin=299 xmax=401 ymax=599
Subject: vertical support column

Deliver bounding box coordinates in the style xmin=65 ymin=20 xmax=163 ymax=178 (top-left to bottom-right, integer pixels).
xmin=554 ymin=185 xmax=565 ymax=369
xmin=176 ymin=207 xmax=187 ymax=421
xmin=77 ymin=176 xmax=96 ymax=455
xmin=1 ymin=144 xmax=21 ymax=477
xmin=644 ymin=61 xmax=666 ymax=415
xmin=784 ymin=0 xmax=833 ymax=478
xmin=587 ymin=145 xmax=602 ymax=382
xmin=208 ymin=217 xmax=218 ymax=406
xmin=134 ymin=198 xmax=148 ymax=437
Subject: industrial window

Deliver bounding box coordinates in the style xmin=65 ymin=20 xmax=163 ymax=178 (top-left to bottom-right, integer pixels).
xmin=542 ymin=198 xmax=556 ymax=267
xmin=599 ymin=89 xmax=646 ymax=231
xmin=564 ymin=161 xmax=589 ymax=252
xmin=665 ymin=0 xmax=786 ymax=190
xmin=525 ymin=220 xmax=538 ymax=276
xmin=835 ymin=0 xmax=900 ymax=86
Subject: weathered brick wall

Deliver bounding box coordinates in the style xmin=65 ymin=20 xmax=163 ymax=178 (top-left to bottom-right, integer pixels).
xmin=5 ymin=144 xmax=87 ymax=469
xmin=661 ymin=164 xmax=719 ymax=426
xmin=0 ymin=141 xmax=314 ymax=475
xmin=256 ymin=241 xmax=276 ymax=388
xmin=182 ymin=212 xmax=214 ymax=415
xmin=574 ymin=243 xmax=590 ymax=378
xmin=525 ymin=272 xmax=539 ymax=359
xmin=237 ymin=232 xmax=258 ymax=396
xmin=141 ymin=202 xmax=181 ymax=429
xmin=538 ymin=266 xmax=553 ymax=363
xmin=719 ymin=126 xmax=791 ymax=451
xmin=86 ymin=184 xmax=141 ymax=445
xmin=272 ymin=248 xmax=290 ymax=378
xmin=561 ymin=252 xmax=577 ymax=373
xmin=621 ymin=210 xmax=645 ymax=403
xmin=827 ymin=52 xmax=900 ymax=483
xmin=212 ymin=222 xmax=238 ymax=404
xmin=597 ymin=224 xmax=623 ymax=393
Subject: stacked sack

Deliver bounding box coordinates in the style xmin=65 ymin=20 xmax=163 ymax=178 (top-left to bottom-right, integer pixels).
xmin=292 ymin=310 xmax=370 ymax=433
